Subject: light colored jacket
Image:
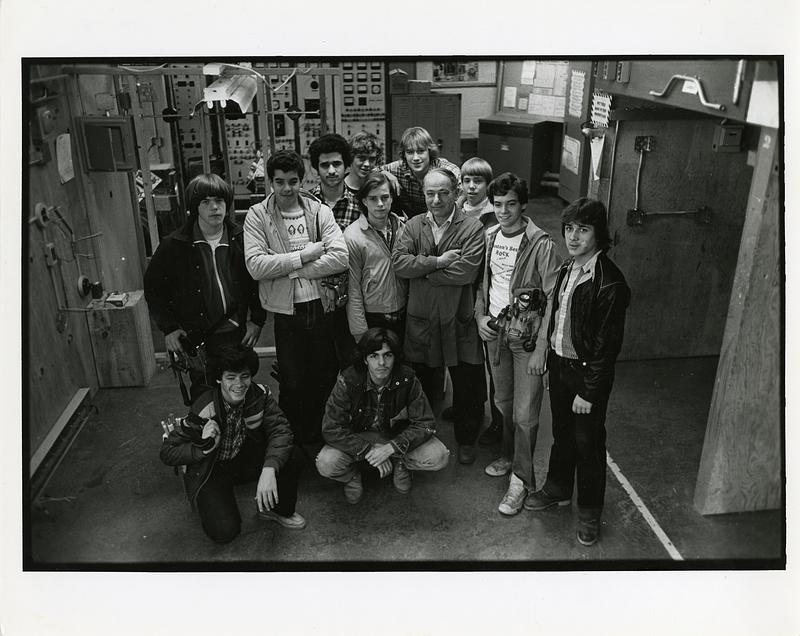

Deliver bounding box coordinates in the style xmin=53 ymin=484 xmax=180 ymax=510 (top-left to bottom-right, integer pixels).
xmin=474 ymin=217 xmax=561 ymax=352
xmin=392 ymin=206 xmax=485 ymax=367
xmin=343 ymin=213 xmax=408 ymax=339
xmin=244 ymin=191 xmax=348 ymax=315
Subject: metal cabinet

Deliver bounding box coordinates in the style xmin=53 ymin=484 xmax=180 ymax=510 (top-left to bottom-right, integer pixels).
xmin=478 ymin=115 xmax=562 ymax=196
xmin=594 ymin=59 xmax=753 ymax=122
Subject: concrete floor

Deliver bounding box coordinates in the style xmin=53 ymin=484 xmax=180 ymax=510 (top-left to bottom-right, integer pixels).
xmin=27 ymin=194 xmax=783 ymax=568
xmin=28 ymin=354 xmax=783 ymax=567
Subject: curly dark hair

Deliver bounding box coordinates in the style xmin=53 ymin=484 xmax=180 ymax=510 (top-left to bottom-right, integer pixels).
xmin=206 ymin=344 xmax=260 ymax=381
xmin=308 ymin=133 xmax=351 ymax=171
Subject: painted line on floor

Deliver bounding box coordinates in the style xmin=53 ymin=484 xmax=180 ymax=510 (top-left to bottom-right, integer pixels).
xmin=606 ymin=451 xmax=684 ymax=561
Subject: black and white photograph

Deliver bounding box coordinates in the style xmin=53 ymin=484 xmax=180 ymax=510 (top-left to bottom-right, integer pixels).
xmin=3 ymin=1 xmax=797 ymax=634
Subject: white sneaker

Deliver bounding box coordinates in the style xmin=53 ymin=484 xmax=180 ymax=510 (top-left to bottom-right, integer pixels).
xmin=259 ymin=510 xmax=308 ymax=530
xmin=498 ymin=474 xmax=527 ymax=516
xmin=484 ymin=457 xmax=512 ymax=477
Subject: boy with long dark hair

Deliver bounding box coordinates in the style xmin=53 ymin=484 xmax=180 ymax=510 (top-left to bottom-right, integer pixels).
xmin=526 ymin=198 xmax=630 ymax=546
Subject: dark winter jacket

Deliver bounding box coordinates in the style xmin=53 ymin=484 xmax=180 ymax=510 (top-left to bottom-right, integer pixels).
xmin=144 ymin=217 xmax=265 ymax=345
xmin=160 ymin=382 xmax=293 ymax=506
xmin=546 ymin=251 xmax=630 ymax=404
xmin=321 ymin=364 xmax=437 ymax=458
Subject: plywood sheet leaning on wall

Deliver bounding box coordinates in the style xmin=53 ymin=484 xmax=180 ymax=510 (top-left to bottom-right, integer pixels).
xmin=694 ymin=127 xmax=782 ymax=514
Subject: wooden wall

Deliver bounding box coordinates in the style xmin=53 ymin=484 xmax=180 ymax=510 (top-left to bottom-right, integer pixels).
xmin=601 ymin=117 xmax=755 ymax=361
xmin=27 ymin=64 xmax=150 ymax=457
xmin=693 ymin=127 xmax=782 ymax=513
xmin=27 ymin=70 xmax=101 ymax=452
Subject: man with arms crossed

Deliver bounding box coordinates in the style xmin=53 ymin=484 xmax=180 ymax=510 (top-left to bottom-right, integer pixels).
xmin=392 ymin=167 xmax=486 ymax=465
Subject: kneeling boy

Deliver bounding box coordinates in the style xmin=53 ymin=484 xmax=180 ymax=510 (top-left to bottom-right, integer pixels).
xmin=160 ymin=345 xmax=306 ymax=543
xmin=316 ymin=327 xmax=450 ymax=503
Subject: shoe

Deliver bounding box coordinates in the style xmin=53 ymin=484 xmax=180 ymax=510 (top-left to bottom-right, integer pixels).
xmin=498 ymin=474 xmax=527 ymax=516
xmin=457 ymin=444 xmax=476 ymax=465
xmin=259 ymin=510 xmax=308 ymax=530
xmin=343 ymin=472 xmax=363 ymax=504
xmin=392 ymin=459 xmax=412 ymax=494
xmin=577 ymin=518 xmax=600 ymax=546
xmin=484 ymin=457 xmax=512 ymax=477
xmin=441 ymin=406 xmax=454 ymax=420
xmin=478 ymin=420 xmax=502 ymax=446
xmin=524 ymin=487 xmax=571 ymax=511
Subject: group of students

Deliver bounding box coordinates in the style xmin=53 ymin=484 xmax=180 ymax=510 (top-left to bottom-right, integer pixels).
xmin=149 ymin=125 xmax=630 ymax=548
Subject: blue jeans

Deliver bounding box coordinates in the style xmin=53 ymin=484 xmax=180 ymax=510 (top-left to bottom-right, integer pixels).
xmin=486 ymin=335 xmax=544 ymax=490
xmin=316 ymin=431 xmax=450 ymax=483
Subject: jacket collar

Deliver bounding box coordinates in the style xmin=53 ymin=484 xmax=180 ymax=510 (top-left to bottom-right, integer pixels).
xmin=356 ymin=212 xmax=401 ymax=232
xmin=264 ymin=189 xmax=321 ymax=217
xmin=343 ymin=364 xmax=414 ymax=391
xmin=423 ymin=204 xmax=466 ymax=227
xmin=173 ymin=217 xmax=242 ymax=243
xmin=487 ymin=216 xmax=545 ymax=240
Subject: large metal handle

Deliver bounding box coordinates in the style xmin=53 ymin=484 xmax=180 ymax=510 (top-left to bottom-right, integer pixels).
xmin=648 ymin=74 xmax=726 ymax=111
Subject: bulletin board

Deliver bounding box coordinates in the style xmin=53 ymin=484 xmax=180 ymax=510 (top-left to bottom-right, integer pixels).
xmin=496 ymin=60 xmax=569 ymax=121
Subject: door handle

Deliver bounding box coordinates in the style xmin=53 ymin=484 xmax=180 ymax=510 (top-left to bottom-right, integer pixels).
xmin=648 ymin=74 xmax=725 ymax=111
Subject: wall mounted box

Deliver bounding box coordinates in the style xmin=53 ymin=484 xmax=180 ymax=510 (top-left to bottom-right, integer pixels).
xmin=85 ymin=290 xmax=155 ymax=387
xmin=77 ymin=115 xmax=137 ymax=171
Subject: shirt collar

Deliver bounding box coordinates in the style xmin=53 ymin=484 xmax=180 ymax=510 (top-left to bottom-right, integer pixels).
xmin=572 ymin=250 xmax=601 ymax=278
xmin=426 ymin=206 xmax=456 ymax=228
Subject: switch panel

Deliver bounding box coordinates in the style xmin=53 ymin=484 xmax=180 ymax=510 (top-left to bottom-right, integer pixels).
xmin=338 ymin=60 xmax=386 ymax=145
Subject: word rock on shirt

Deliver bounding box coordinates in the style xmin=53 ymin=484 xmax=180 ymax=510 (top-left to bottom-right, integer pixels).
xmin=488 ymin=228 xmax=524 ymax=317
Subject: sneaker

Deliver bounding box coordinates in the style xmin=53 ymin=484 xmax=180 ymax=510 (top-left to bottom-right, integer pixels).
xmin=498 ymin=474 xmax=527 ymax=516
xmin=259 ymin=510 xmax=308 ymax=530
xmin=577 ymin=518 xmax=600 ymax=546
xmin=478 ymin=420 xmax=502 ymax=446
xmin=343 ymin=472 xmax=363 ymax=504
xmin=457 ymin=444 xmax=476 ymax=465
xmin=392 ymin=459 xmax=412 ymax=494
xmin=484 ymin=456 xmax=512 ymax=477
xmin=524 ymin=487 xmax=571 ymax=511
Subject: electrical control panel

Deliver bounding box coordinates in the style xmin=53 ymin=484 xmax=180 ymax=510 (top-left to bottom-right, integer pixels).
xmin=225 ymin=119 xmax=258 ymax=194
xmin=167 ymin=60 xmax=388 ymax=194
xmin=338 ymin=60 xmax=386 ymax=143
xmin=258 ymin=62 xmax=330 ymax=189
xmin=169 ymin=63 xmax=212 ymax=177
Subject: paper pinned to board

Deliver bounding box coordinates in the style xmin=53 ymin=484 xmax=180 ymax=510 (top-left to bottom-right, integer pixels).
xmin=503 ymin=86 xmax=517 ymax=108
xmin=517 ymin=97 xmax=528 ymax=111
xmin=569 ymin=70 xmax=586 ymax=118
xmin=590 ymin=136 xmax=605 ymax=180
xmin=56 ymin=134 xmax=74 ymax=184
xmin=521 ymin=61 xmax=536 ymax=85
xmin=533 ymin=63 xmax=555 ymax=88
xmin=561 ymin=135 xmax=581 ymax=175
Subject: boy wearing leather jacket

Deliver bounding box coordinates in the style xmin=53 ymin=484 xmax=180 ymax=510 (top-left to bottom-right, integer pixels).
xmin=525 ymin=198 xmax=630 ymax=547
